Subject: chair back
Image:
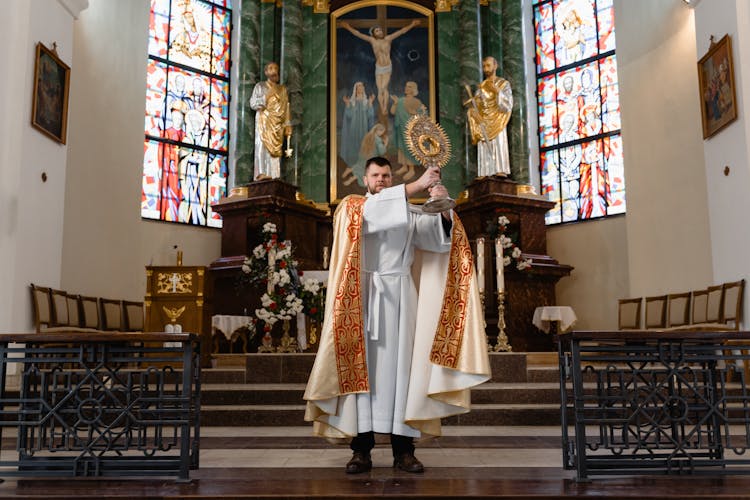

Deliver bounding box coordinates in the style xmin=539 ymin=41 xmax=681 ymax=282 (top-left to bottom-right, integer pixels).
xmin=123 ymin=300 xmax=144 ymax=332
xmin=618 ymin=298 xmax=642 ymax=330
xmin=49 ymin=289 xmax=70 ymax=327
xmin=722 ymin=279 xmax=745 ymax=330
xmin=30 ymin=284 xmax=52 ymax=332
xmin=706 ymin=284 xmax=724 ymax=323
xmin=666 ymin=292 xmax=691 ymax=328
xmin=66 ymin=293 xmax=82 ymax=328
xmin=644 ymin=295 xmax=667 ymax=329
xmin=100 ymin=298 xmax=123 ymax=331
xmin=79 ymin=295 xmax=101 ymax=329
xmin=691 ymin=289 xmax=708 ymax=324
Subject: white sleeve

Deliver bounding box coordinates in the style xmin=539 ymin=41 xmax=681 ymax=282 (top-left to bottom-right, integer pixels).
xmin=250 ymin=83 xmax=265 ymax=110
xmin=362 ymin=184 xmax=408 ymax=234
xmin=413 ymin=208 xmax=452 ymax=253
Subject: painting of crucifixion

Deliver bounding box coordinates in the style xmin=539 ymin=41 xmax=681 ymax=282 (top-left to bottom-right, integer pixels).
xmin=330 ymin=0 xmax=435 ymax=202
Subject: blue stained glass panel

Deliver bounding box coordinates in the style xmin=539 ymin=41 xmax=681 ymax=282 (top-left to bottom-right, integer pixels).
xmin=534 ymin=2 xmax=555 ymax=73
xmin=168 ymin=0 xmax=214 ymax=73
xmin=553 ymin=0 xmax=597 ymax=67
xmin=212 ymin=7 xmax=231 ymax=77
xmin=145 ymin=60 xmax=167 ymax=137
xmin=148 ymin=0 xmax=170 ymax=58
xmin=538 ymin=75 xmax=557 ymax=147
xmin=209 ymin=78 xmax=229 ymax=151
xmin=207 ymin=154 xmax=228 ymax=227
xmin=597 ymin=0 xmax=616 ymax=53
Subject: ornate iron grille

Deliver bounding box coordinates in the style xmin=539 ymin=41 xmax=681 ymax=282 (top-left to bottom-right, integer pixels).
xmin=0 ymin=333 xmax=200 ymax=480
xmin=559 ymin=331 xmax=750 ymax=480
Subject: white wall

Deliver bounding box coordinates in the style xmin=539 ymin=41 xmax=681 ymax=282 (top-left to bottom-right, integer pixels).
xmin=545 ymin=1 xmax=713 ymax=329
xmin=694 ymin=0 xmax=750 ymax=327
xmin=0 ymin=0 xmax=76 ymax=332
xmin=62 ymin=0 xmax=221 ymax=301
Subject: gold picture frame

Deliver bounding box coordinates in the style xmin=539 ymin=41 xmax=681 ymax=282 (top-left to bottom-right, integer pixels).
xmin=330 ymin=0 xmax=435 ymax=203
xmin=697 ymin=34 xmax=737 ymax=139
xmin=31 ymin=42 xmax=71 ymax=144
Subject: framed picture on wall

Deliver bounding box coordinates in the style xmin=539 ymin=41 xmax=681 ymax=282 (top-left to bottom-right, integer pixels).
xmin=697 ymin=34 xmax=737 ymax=139
xmin=31 ymin=42 xmax=71 ymax=144
xmin=329 ymin=0 xmax=435 ymax=203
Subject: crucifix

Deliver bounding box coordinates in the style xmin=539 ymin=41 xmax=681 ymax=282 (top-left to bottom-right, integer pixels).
xmin=169 ymin=272 xmax=181 ymax=293
xmin=338 ymin=7 xmax=423 ymax=117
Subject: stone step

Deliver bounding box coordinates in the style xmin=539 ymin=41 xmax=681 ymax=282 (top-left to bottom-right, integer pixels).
xmin=238 ymin=352 xmax=535 ymax=384
xmin=198 ymin=403 xmax=563 ymax=427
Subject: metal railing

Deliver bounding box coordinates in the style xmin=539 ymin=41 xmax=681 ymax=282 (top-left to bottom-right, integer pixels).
xmin=0 ymin=332 xmax=200 ymax=481
xmin=558 ymin=330 xmax=750 ymax=480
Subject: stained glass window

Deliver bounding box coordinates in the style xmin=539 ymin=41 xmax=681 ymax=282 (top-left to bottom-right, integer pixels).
xmin=533 ymin=0 xmax=625 ymax=224
xmin=142 ymin=0 xmax=231 ymax=227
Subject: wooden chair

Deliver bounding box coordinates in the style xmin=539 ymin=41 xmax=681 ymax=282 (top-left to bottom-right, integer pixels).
xmin=79 ymin=295 xmax=101 ymax=330
xmin=644 ymin=295 xmax=667 ymax=329
xmin=666 ymin=292 xmax=691 ymax=328
xmin=722 ymin=279 xmax=744 ymax=330
xmin=30 ymin=284 xmax=53 ymax=332
xmin=49 ymin=288 xmax=71 ymax=328
xmin=123 ymin=300 xmax=144 ymax=332
xmin=99 ymin=298 xmax=123 ymax=331
xmin=617 ymin=298 xmax=642 ymax=330
xmin=705 ymin=284 xmax=724 ymax=325
xmin=691 ymin=289 xmax=708 ymax=325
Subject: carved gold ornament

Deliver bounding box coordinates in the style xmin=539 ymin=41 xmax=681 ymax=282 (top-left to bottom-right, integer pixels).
xmin=404 ymin=114 xmax=451 ymax=169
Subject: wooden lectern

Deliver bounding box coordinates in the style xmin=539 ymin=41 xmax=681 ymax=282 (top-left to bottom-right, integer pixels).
xmin=144 ymin=265 xmax=211 ymax=365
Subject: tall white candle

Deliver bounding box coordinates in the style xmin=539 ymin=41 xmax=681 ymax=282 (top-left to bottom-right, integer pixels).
xmin=323 ymin=246 xmax=329 ymax=270
xmin=267 ymin=246 xmax=276 ymax=295
xmin=476 ymin=237 xmax=485 ymax=295
xmin=495 ymin=237 xmax=505 ymax=293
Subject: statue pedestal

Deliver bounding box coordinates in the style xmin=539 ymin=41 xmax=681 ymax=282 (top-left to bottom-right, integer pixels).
xmin=208 ymin=179 xmax=332 ymax=350
xmin=455 ymin=176 xmax=573 ymax=351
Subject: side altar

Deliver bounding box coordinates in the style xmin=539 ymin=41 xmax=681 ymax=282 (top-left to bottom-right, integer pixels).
xmin=209 ymin=179 xmax=332 ymax=350
xmin=455 ymin=176 xmax=573 ymax=351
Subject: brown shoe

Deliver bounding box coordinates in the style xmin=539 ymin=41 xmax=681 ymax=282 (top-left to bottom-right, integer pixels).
xmin=393 ymin=453 xmax=424 ymax=473
xmin=345 ymin=452 xmax=372 ymax=474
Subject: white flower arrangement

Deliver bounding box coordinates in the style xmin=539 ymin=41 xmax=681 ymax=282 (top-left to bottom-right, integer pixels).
xmin=496 ymin=215 xmax=533 ymax=271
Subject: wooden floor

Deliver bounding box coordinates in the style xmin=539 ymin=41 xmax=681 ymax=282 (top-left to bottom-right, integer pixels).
xmin=3 ymin=466 xmax=750 ymax=499
xmin=1 ymin=430 xmax=750 ymax=499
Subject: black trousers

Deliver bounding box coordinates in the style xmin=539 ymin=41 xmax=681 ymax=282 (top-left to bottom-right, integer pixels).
xmin=350 ymin=431 xmax=415 ymax=458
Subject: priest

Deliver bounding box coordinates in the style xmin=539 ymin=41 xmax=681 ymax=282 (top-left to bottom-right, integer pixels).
xmin=304 ymin=156 xmax=490 ymax=474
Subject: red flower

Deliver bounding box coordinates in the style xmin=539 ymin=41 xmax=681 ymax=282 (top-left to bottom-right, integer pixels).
xmin=279 ymin=261 xmax=287 ymax=268
xmin=310 ymin=307 xmax=318 ymax=315
xmin=264 ymin=324 xmax=272 ymax=332
xmin=269 ymin=302 xmax=277 ymax=310
xmin=299 ymin=270 xmax=304 ymax=276
xmin=271 ymin=234 xmax=278 ymax=240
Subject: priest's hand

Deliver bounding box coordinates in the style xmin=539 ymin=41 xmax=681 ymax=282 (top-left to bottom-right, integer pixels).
xmin=405 ymin=165 xmax=440 ymax=198
xmin=428 ymin=184 xmax=453 ymax=219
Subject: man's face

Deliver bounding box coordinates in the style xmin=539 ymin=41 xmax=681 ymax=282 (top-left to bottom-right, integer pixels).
xmin=363 ymin=164 xmax=392 ymax=194
xmin=265 ymin=64 xmax=280 ymax=84
xmin=372 ymin=27 xmax=384 ymax=39
xmin=482 ymin=58 xmax=497 ymax=77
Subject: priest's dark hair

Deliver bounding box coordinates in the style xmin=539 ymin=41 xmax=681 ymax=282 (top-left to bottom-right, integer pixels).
xmin=364 ymin=156 xmax=391 ymax=172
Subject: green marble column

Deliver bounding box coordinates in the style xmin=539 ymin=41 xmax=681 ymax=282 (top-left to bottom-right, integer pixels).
xmin=260 ymin=2 xmax=279 ymax=68
xmin=483 ymin=1 xmax=502 ymax=71
xmin=458 ymin=0 xmax=482 ymax=183
xmin=437 ymin=11 xmax=465 ymax=196
xmin=501 ymin=0 xmax=529 ymax=183
xmin=280 ymin=0 xmax=303 ymax=185
xmin=234 ymin=0 xmax=262 ymax=186
xmin=299 ymin=8 xmax=328 ymax=202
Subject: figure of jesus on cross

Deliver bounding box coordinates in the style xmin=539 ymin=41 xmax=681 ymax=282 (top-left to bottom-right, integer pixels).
xmin=340 ymin=18 xmax=420 ymax=117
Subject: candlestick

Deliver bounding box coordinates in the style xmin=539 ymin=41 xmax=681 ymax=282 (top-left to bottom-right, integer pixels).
xmin=476 ymin=237 xmax=485 ymax=295
xmin=495 ymin=237 xmax=505 ymax=293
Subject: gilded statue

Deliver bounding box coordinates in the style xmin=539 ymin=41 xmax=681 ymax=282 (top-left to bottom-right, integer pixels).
xmin=465 ymin=56 xmax=513 ymax=177
xmin=250 ymin=62 xmax=292 ymax=180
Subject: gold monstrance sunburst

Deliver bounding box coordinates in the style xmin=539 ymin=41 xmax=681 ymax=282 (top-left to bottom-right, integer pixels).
xmin=404 ymin=114 xmax=456 ymax=213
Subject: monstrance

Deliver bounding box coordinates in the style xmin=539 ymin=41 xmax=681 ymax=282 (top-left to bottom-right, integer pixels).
xmin=404 ymin=114 xmax=455 ymax=213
